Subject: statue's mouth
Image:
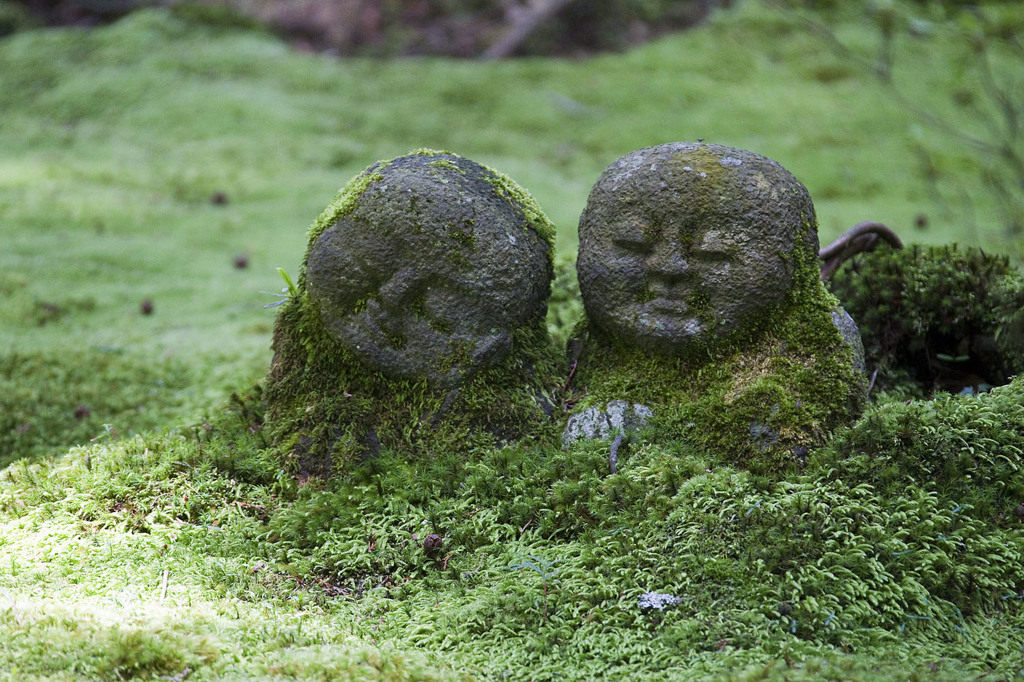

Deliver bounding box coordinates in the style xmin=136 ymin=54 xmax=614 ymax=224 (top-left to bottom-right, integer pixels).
xmin=646 ymin=298 xmax=689 ymax=315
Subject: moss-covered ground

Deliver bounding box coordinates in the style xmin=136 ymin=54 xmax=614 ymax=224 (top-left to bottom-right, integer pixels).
xmin=2 ymin=2 xmax=1023 ymax=679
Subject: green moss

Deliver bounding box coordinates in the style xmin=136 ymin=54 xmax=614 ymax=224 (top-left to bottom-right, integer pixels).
xmin=829 ymin=243 xmax=1024 ymax=397
xmin=0 ymin=349 xmax=207 ymax=468
xmin=2 ymin=353 xmax=1023 ymax=680
xmin=426 ymin=158 xmax=464 ymax=174
xmin=381 ymin=328 xmax=407 ymax=351
xmin=484 ymin=168 xmax=557 ymax=250
xmin=634 ymin=289 xmax=656 ymax=304
xmin=547 ymin=255 xmax=584 ymax=351
xmin=687 ymin=285 xmax=712 ymax=313
xmin=445 ymin=218 xmax=477 ymax=248
xmin=811 ymin=375 xmax=1024 ymax=522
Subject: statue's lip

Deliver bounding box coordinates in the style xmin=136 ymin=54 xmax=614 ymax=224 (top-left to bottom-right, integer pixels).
xmin=645 ymin=298 xmax=689 ymax=315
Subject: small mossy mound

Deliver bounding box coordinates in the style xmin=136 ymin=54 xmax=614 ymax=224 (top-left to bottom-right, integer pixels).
xmin=829 ymin=243 xmax=1024 ymax=398
xmin=812 ymin=375 xmax=1024 ymax=526
xmin=570 ymin=248 xmax=866 ymax=475
xmin=264 ymin=151 xmax=563 ymax=478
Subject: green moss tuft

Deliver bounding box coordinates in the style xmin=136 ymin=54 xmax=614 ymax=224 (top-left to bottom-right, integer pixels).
xmin=811 ymin=375 xmax=1024 ymax=524
xmin=829 ymin=243 xmax=1024 ymax=397
xmin=484 ymin=168 xmax=558 ymax=249
xmin=426 ymin=157 xmax=465 ymax=174
xmin=546 ymin=255 xmax=583 ymax=351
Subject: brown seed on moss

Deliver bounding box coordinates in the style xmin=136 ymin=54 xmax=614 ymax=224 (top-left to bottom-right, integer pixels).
xmin=423 ymin=533 xmax=443 ymax=557
xmin=73 ymin=405 xmax=91 ymax=419
xmin=140 ymin=299 xmax=154 ymax=315
xmin=234 ymin=254 xmax=249 ymax=269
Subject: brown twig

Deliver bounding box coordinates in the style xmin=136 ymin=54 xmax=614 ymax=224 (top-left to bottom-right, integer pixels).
xmin=482 ymin=0 xmax=579 ymax=59
xmin=867 ymin=367 xmax=879 ymax=395
xmin=819 ymin=221 xmax=904 ymax=280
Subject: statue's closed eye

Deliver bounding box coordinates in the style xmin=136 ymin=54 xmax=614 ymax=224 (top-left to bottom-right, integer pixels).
xmin=612 ymin=235 xmax=654 ymax=254
xmin=695 ymin=231 xmax=736 ymax=260
xmin=611 ymin=218 xmax=655 ymax=254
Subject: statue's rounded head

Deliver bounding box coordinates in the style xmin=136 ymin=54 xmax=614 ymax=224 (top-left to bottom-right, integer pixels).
xmin=577 ymin=142 xmax=819 ymax=355
xmin=305 ymin=152 xmax=552 ymax=387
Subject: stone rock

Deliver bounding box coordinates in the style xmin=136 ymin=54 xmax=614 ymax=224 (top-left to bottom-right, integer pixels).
xmin=638 ymin=592 xmax=682 ymax=611
xmin=831 ymin=306 xmax=866 ymax=374
xmin=577 ymin=142 xmax=820 ymax=355
xmin=562 ymin=399 xmax=653 ymax=448
xmin=305 ymin=152 xmax=551 ymax=388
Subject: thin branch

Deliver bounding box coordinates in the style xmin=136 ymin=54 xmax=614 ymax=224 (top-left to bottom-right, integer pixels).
xmin=482 ymin=0 xmax=578 ymax=60
xmin=819 ymin=221 xmax=904 ymax=280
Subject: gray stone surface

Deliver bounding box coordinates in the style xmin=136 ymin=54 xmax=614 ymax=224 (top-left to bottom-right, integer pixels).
xmin=562 ymin=399 xmax=653 ymax=447
xmin=638 ymin=592 xmax=682 ymax=611
xmin=831 ymin=307 xmax=866 ymax=374
xmin=305 ymin=152 xmax=550 ymax=387
xmin=577 ymin=143 xmax=820 ymax=355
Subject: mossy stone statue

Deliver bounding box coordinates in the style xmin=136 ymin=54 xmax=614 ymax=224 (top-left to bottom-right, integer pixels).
xmin=568 ymin=143 xmax=866 ymax=472
xmin=265 ymin=150 xmax=560 ymax=477
xmin=305 ymin=152 xmax=551 ymax=387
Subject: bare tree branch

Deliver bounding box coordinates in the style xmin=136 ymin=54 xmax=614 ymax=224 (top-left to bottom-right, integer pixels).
xmin=482 ymin=0 xmax=579 ymax=60
xmin=819 ymin=221 xmax=904 ymax=281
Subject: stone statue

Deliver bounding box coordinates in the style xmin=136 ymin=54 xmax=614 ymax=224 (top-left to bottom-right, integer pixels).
xmin=565 ymin=143 xmax=866 ymax=471
xmin=305 ymin=152 xmax=551 ymax=388
xmin=264 ymin=150 xmax=560 ymax=476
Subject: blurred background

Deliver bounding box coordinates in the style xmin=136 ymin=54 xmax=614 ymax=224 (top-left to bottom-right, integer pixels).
xmin=1 ymin=0 xmax=1022 ymax=463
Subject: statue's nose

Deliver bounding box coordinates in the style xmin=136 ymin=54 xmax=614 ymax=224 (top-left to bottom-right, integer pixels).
xmin=647 ymin=240 xmax=690 ymax=283
xmin=378 ymin=268 xmax=418 ymax=308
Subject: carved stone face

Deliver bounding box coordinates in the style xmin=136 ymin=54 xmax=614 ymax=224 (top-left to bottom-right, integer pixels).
xmin=305 ymin=153 xmax=551 ymax=387
xmin=577 ymin=143 xmax=819 ymax=355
